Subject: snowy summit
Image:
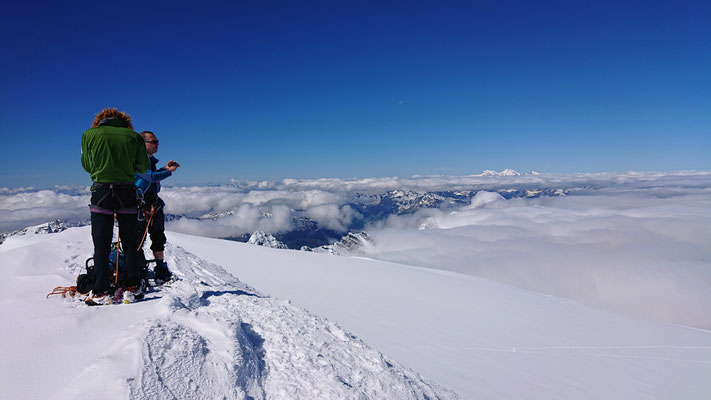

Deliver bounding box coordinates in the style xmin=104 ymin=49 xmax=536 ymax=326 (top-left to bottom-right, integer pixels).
xmin=1 ymin=227 xmax=455 ymax=399
xmin=1 ymin=225 xmax=709 ymax=399
xmin=480 ymin=169 xmax=522 ymax=176
xmin=247 ymin=231 xmax=288 ymax=249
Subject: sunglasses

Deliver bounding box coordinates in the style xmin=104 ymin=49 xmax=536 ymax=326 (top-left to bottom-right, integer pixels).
xmin=145 ymin=139 xmax=159 ymax=144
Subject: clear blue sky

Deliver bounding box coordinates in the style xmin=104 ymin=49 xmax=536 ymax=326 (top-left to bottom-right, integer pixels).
xmin=1 ymin=0 xmax=709 ymax=188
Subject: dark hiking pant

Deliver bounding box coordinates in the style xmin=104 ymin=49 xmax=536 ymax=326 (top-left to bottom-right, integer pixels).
xmin=137 ymin=196 xmax=166 ymax=253
xmin=89 ymin=183 xmax=141 ymax=293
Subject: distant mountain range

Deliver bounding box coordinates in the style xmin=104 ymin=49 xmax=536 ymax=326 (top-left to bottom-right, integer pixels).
xmin=225 ymin=185 xmax=579 ymax=250
xmin=480 ymin=169 xmax=522 ymax=176
xmin=246 ymin=230 xmax=372 ymax=255
xmin=2 ymin=180 xmax=581 ymax=251
xmin=0 ymin=219 xmax=88 ymax=245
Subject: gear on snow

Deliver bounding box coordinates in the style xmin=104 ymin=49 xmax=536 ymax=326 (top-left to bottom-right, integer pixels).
xmin=46 ymin=240 xmax=172 ymax=305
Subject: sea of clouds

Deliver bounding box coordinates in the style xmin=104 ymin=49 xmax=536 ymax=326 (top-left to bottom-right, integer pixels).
xmin=0 ymin=186 xmax=91 ymax=232
xmin=361 ymin=185 xmax=711 ymax=329
xmin=1 ymin=171 xmax=709 ymax=328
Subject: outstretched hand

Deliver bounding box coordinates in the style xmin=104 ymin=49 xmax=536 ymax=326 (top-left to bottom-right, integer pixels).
xmin=166 ymin=160 xmax=181 ymax=172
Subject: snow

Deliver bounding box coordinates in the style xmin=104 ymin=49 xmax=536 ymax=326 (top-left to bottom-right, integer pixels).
xmin=306 ymin=232 xmax=372 ymax=255
xmin=1 ymin=226 xmax=710 ymax=399
xmin=247 ymin=231 xmax=288 ymax=249
xmin=0 ymin=227 xmax=454 ymax=400
xmin=479 ymin=169 xmax=521 ymax=176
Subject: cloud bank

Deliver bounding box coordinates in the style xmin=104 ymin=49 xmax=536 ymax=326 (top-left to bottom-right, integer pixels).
xmin=2 ymin=171 xmax=709 ymax=329
xmin=359 ymin=184 xmax=711 ymax=329
xmin=0 ymin=186 xmax=90 ymax=232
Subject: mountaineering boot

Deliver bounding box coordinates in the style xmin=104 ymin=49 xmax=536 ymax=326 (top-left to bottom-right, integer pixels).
xmin=122 ymin=278 xmax=147 ymax=303
xmin=85 ymin=291 xmax=112 ymax=306
xmin=154 ymin=261 xmax=173 ymax=284
xmin=122 ymin=289 xmax=135 ymax=304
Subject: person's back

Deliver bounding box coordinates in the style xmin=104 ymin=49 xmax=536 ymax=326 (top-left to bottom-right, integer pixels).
xmin=82 ymin=118 xmax=148 ymax=184
xmin=81 ymin=108 xmax=150 ymax=305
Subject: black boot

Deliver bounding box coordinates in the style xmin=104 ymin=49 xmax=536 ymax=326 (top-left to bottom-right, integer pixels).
xmin=154 ymin=260 xmax=173 ymax=284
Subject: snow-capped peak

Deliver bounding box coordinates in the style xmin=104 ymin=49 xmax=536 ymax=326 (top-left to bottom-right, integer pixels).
xmin=0 ymin=219 xmax=87 ymax=245
xmin=247 ymin=231 xmax=288 ymax=249
xmin=480 ymin=169 xmax=521 ymax=176
xmin=304 ymin=232 xmax=373 ymax=256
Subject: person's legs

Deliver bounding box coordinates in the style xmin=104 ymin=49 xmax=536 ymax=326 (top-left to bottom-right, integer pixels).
xmin=149 ymin=206 xmax=172 ymax=281
xmin=115 ymin=184 xmax=140 ymax=286
xmin=90 ymin=212 xmax=114 ymax=294
xmin=148 ymin=206 xmax=166 ymax=257
xmin=117 ymin=212 xmax=140 ymax=285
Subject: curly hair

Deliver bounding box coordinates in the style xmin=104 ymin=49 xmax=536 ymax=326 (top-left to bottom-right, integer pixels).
xmin=91 ymin=108 xmax=133 ymax=129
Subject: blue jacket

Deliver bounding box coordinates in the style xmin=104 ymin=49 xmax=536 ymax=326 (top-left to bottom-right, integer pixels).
xmin=136 ymin=156 xmax=172 ymax=199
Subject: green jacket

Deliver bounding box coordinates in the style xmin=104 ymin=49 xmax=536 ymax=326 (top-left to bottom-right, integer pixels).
xmin=81 ymin=118 xmax=150 ymax=183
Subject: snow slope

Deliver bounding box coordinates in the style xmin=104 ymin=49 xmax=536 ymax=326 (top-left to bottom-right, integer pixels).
xmin=0 ymin=227 xmax=455 ymax=400
xmin=1 ymin=226 xmax=710 ymax=399
xmin=169 ymin=232 xmax=711 ymax=400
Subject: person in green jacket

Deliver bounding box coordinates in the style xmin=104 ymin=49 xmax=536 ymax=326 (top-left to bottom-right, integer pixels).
xmin=81 ymin=108 xmax=150 ymax=305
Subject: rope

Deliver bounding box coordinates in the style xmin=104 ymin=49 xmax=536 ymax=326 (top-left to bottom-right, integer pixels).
xmin=114 ymin=213 xmax=120 ymax=286
xmin=46 ymin=286 xmax=77 ymax=299
xmin=138 ymin=205 xmax=156 ymax=251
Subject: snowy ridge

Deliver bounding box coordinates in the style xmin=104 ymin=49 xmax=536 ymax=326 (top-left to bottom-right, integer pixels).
xmin=305 ymin=232 xmax=373 ymax=255
xmin=0 ymin=219 xmax=87 ymax=245
xmin=479 ymin=169 xmax=521 ymax=176
xmin=247 ymin=231 xmax=288 ymax=249
xmin=3 ymin=227 xmax=457 ymax=399
xmin=2 ymin=226 xmax=711 ymax=399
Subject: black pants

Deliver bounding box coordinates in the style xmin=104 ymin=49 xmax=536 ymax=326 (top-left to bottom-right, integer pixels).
xmin=89 ymin=183 xmax=141 ymax=293
xmin=137 ymin=197 xmax=167 ymax=253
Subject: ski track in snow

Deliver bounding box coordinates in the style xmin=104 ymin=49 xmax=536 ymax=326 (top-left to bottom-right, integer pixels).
xmin=48 ymin=237 xmax=458 ymax=399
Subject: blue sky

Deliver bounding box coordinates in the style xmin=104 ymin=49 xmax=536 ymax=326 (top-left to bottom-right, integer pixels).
xmin=1 ymin=0 xmax=709 ymax=188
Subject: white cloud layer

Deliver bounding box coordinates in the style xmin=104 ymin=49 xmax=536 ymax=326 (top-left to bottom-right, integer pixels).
xmin=0 ymin=187 xmax=90 ymax=232
xmin=168 ymin=203 xmax=294 ymax=238
xmin=359 ymin=185 xmax=711 ymax=329
xmin=2 ymin=171 xmax=710 ymax=329
xmin=305 ymin=204 xmax=361 ymax=232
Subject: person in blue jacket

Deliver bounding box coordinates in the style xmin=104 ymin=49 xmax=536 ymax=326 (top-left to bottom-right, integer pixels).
xmin=135 ymin=130 xmax=180 ymax=283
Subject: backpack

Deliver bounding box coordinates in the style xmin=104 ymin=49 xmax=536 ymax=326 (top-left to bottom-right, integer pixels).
xmin=47 ymin=242 xmax=153 ymax=299
xmin=76 ymin=243 xmax=148 ymax=295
